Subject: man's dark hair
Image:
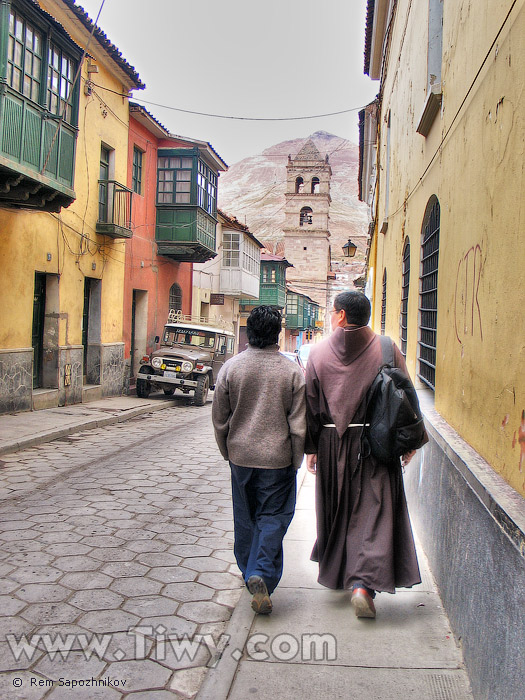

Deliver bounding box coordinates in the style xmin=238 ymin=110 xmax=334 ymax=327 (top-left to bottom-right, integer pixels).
xmin=247 ymin=306 xmax=282 ymax=348
xmin=334 ymin=291 xmax=371 ymax=326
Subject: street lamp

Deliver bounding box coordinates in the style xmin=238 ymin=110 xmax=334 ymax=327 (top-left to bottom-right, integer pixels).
xmin=342 ymin=239 xmax=358 ymax=258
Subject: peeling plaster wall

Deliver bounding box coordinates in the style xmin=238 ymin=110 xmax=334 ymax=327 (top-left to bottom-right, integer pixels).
xmin=371 ymin=0 xmax=525 ymax=496
xmin=0 ymin=1 xmax=135 ymax=410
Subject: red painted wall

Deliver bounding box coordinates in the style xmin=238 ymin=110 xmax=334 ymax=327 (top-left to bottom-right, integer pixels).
xmin=124 ymin=116 xmax=192 ymax=380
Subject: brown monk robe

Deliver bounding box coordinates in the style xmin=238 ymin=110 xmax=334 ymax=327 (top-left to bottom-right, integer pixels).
xmin=305 ymin=323 xmax=424 ymax=594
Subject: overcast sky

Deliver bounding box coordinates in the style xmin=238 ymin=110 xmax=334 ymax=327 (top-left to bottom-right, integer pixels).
xmin=77 ymin=0 xmax=378 ymax=165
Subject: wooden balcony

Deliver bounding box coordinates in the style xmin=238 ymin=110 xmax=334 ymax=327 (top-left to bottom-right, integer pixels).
xmin=0 ymin=88 xmax=76 ymax=212
xmin=156 ymin=207 xmax=216 ymax=262
xmin=96 ymin=181 xmax=133 ymax=239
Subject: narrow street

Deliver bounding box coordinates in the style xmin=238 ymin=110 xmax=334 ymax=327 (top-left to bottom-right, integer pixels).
xmin=0 ymin=396 xmax=475 ymax=700
xmin=0 ymin=399 xmax=242 ymax=699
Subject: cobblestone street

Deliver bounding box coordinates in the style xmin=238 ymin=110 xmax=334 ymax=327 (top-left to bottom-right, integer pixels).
xmin=0 ymin=398 xmax=242 ymax=699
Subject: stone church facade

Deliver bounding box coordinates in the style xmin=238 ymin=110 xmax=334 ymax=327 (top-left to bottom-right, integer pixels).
xmin=283 ymin=140 xmax=332 ymax=311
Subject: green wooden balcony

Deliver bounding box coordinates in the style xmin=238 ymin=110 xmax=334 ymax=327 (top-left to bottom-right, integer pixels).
xmin=286 ymin=294 xmax=306 ymax=330
xmin=0 ymin=88 xmax=76 ymax=212
xmin=260 ymin=282 xmax=286 ymax=308
xmin=240 ymin=283 xmax=286 ymax=309
xmin=96 ymin=180 xmax=133 ymax=239
xmin=155 ymin=207 xmax=216 ymax=262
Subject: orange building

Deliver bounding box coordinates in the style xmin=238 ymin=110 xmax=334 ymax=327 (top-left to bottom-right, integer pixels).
xmin=124 ymin=104 xmax=227 ymax=391
xmin=124 ymin=104 xmax=192 ymax=390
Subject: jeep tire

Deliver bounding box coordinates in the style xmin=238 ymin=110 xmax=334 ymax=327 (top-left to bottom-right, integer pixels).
xmin=136 ymin=367 xmax=152 ymax=398
xmin=194 ymin=374 xmax=209 ymax=406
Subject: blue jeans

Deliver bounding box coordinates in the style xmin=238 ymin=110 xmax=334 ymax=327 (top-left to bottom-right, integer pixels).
xmin=230 ymin=462 xmax=297 ymax=595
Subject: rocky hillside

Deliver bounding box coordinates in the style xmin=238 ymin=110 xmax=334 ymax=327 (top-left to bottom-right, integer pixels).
xmin=218 ymin=131 xmax=369 ymax=264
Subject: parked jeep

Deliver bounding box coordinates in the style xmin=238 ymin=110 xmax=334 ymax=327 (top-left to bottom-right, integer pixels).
xmin=136 ymin=315 xmax=235 ymax=406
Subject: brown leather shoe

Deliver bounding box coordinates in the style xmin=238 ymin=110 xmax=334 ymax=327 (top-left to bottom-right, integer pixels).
xmin=351 ymin=587 xmax=376 ymax=618
xmin=247 ymin=575 xmax=272 ymax=615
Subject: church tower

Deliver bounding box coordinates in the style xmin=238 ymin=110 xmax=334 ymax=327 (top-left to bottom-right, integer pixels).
xmin=283 ymin=139 xmax=331 ymax=309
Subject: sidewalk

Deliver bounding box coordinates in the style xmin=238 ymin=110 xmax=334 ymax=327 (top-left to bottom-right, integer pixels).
xmin=0 ymin=395 xmax=175 ymax=456
xmin=198 ymin=468 xmax=474 ymax=700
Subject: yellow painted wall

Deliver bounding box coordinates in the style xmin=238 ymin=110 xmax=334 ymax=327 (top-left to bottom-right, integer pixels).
xmin=370 ymin=0 xmax=525 ymax=495
xmin=0 ymin=1 xmax=134 ymax=352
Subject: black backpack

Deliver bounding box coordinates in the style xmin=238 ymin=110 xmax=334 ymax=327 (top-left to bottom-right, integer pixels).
xmin=360 ymin=336 xmax=427 ymax=463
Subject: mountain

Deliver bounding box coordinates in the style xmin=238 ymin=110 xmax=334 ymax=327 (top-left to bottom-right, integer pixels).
xmin=217 ymin=131 xmax=369 ymax=265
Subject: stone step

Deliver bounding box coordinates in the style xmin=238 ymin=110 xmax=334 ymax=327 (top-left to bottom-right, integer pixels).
xmin=82 ymin=384 xmax=103 ymax=403
xmin=32 ymin=388 xmax=59 ymax=411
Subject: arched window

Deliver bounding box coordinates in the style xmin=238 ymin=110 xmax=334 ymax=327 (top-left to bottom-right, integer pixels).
xmin=381 ymin=269 xmax=387 ymax=335
xmin=400 ymin=238 xmax=410 ymax=356
xmin=295 ymin=177 xmax=304 ymax=193
xmin=169 ymin=283 xmax=182 ymax=313
xmin=300 ymin=207 xmax=313 ymax=226
xmin=418 ymin=196 xmax=440 ymax=390
xmin=311 ymin=177 xmax=320 ymax=194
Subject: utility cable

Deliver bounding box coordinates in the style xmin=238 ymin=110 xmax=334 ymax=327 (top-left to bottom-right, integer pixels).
xmin=88 ymin=80 xmax=371 ymax=122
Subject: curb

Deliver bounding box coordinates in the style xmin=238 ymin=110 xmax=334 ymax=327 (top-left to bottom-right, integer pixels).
xmin=195 ymin=462 xmax=310 ymax=700
xmin=195 ymin=588 xmax=254 ymax=700
xmin=0 ymin=400 xmax=175 ymax=456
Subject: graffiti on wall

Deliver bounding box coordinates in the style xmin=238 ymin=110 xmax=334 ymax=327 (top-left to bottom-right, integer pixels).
xmin=454 ymin=244 xmax=484 ymax=344
xmin=512 ymin=410 xmax=525 ymax=473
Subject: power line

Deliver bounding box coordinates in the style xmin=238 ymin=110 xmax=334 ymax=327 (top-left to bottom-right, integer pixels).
xmin=89 ymin=81 xmax=369 ymax=122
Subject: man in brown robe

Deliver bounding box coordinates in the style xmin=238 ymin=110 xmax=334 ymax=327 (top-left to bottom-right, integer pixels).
xmin=305 ymin=291 xmax=427 ymax=618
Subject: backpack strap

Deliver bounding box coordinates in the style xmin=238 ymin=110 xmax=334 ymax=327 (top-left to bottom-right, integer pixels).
xmin=378 ymin=334 xmax=395 ymax=366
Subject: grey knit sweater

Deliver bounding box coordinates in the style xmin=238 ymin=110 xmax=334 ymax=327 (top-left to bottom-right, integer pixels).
xmin=212 ymin=344 xmax=306 ymax=469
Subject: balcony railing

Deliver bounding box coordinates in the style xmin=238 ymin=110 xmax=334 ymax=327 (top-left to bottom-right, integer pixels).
xmin=0 ymin=88 xmax=77 ymax=212
xmin=96 ymin=180 xmax=133 ymax=238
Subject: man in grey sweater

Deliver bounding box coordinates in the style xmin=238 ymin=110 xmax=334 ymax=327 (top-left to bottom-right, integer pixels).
xmin=212 ymin=306 xmax=306 ymax=614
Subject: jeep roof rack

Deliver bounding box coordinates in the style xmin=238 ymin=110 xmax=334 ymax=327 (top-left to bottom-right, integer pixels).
xmin=167 ymin=310 xmax=234 ymax=334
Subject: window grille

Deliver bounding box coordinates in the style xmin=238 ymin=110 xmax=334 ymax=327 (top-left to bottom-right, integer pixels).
xmin=400 ymin=239 xmax=410 ymax=356
xmin=169 ymin=283 xmax=182 ymax=313
xmin=418 ymin=197 xmax=440 ymax=390
xmin=381 ymin=269 xmax=387 ymax=335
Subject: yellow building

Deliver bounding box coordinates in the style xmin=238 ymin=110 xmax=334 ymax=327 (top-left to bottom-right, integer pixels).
xmin=361 ymin=2 xmax=524 ymax=698
xmin=0 ymin=0 xmax=143 ymax=412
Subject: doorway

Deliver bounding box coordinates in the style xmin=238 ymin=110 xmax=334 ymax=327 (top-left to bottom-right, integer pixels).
xmin=82 ymin=277 xmax=102 ymax=384
xmin=32 ymin=273 xmax=46 ymax=388
xmin=131 ymin=289 xmax=148 ymax=379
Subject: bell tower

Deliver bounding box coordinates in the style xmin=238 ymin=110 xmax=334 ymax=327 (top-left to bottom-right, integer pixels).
xmin=283 ymin=139 xmax=331 ymax=309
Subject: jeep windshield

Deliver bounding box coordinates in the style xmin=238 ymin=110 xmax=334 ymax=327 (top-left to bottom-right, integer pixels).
xmin=162 ymin=328 xmax=215 ymax=349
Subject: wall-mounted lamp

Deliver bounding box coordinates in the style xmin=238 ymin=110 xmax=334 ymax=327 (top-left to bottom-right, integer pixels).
xmin=342 ymin=239 xmax=358 ymax=258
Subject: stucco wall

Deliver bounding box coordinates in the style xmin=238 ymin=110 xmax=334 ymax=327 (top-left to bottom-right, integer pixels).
xmin=124 ymin=116 xmax=192 ymax=379
xmin=370 ymin=0 xmax=525 ymax=496
xmin=0 ymin=1 xmax=138 ymax=407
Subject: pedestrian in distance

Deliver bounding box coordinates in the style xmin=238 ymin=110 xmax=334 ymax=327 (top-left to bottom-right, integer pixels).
xmin=212 ymin=306 xmax=306 ymax=614
xmin=305 ymin=291 xmax=427 ymax=618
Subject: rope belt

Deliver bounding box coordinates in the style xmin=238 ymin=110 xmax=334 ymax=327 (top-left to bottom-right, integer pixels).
xmin=322 ymin=423 xmax=370 ymax=428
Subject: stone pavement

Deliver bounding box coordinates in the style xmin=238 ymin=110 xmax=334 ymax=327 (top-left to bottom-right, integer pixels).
xmin=0 ymin=395 xmax=475 ymax=699
xmin=0 ymin=396 xmax=244 ymax=698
